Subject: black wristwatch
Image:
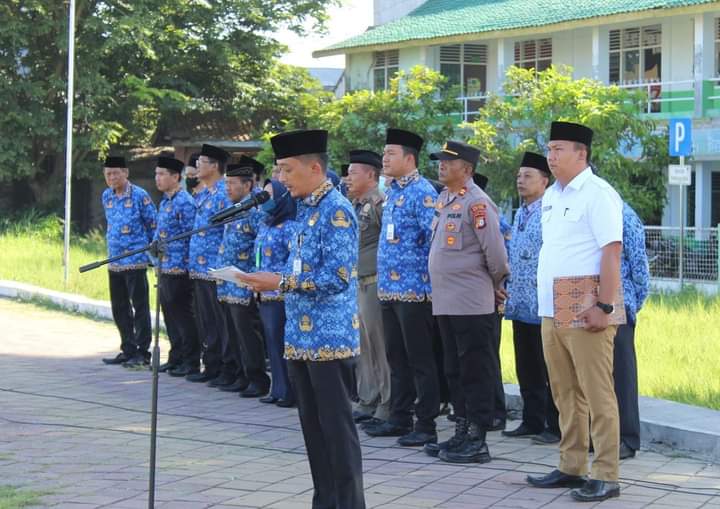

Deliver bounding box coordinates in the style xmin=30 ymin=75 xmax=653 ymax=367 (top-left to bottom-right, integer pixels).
xmin=596 ymin=301 xmax=614 ymax=314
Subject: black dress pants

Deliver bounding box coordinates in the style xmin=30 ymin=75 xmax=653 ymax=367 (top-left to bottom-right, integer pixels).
xmin=108 ymin=269 xmax=151 ymax=357
xmin=288 ymin=358 xmax=365 ymax=509
xmin=159 ymin=274 xmax=200 ymax=367
xmin=492 ymin=311 xmax=507 ymax=421
xmin=192 ymin=279 xmax=224 ymax=376
xmin=512 ymin=320 xmax=559 ymax=434
xmin=614 ymin=322 xmax=640 ymax=451
xmin=224 ymin=300 xmax=270 ymax=388
xmin=381 ymin=300 xmax=440 ymax=433
xmin=437 ymin=314 xmax=497 ymax=430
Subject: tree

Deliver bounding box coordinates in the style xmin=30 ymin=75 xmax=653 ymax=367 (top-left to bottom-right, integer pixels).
xmin=466 ymin=65 xmax=670 ymax=222
xmin=262 ymin=66 xmax=459 ymax=175
xmin=0 ymin=0 xmax=337 ymax=209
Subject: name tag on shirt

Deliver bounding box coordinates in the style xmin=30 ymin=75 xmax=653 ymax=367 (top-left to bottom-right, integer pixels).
xmin=386 ymin=223 xmax=395 ymax=241
xmin=293 ymin=257 xmax=302 ymax=275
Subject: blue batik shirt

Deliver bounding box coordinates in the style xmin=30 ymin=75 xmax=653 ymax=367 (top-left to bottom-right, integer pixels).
xmin=255 ymin=220 xmax=297 ymax=302
xmin=188 ymin=179 xmax=233 ymax=280
xmin=103 ymin=183 xmax=157 ymax=271
xmin=216 ymin=206 xmax=263 ymax=305
xmin=621 ymin=202 xmax=650 ymax=325
xmin=153 ymin=189 xmax=196 ymax=274
xmin=280 ymin=180 xmax=360 ymax=362
xmin=377 ymin=171 xmax=438 ymax=302
xmin=505 ymin=198 xmax=543 ymax=325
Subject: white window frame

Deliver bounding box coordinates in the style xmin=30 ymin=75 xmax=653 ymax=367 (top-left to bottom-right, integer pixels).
xmin=513 ymin=38 xmax=552 ymax=71
xmin=609 ymin=24 xmax=662 ymax=85
xmin=438 ymin=43 xmax=488 ymax=97
xmin=372 ymin=50 xmax=399 ymax=91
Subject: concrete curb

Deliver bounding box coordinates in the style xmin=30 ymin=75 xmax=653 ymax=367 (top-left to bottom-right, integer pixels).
xmin=1 ymin=279 xmax=718 ymax=463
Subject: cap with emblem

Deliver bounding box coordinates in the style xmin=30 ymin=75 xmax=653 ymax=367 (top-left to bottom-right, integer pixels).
xmin=549 ymin=121 xmax=593 ymax=147
xmin=157 ymin=156 xmax=185 ymax=174
xmin=473 ymin=173 xmax=488 ymax=190
xmin=271 ymin=129 xmax=328 ymax=159
xmin=385 ymin=128 xmax=423 ymax=152
xmin=200 ymin=144 xmax=230 ymax=163
xmin=430 ymin=140 xmax=480 ymax=166
xmin=226 ymin=163 xmax=255 ymax=178
xmin=104 ymin=156 xmax=126 ymax=168
xmin=349 ymin=149 xmax=382 ymax=169
xmin=520 ymin=152 xmax=551 ymax=176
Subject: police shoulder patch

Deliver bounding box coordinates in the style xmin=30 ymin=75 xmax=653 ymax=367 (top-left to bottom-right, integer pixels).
xmin=470 ymin=202 xmax=487 ymax=229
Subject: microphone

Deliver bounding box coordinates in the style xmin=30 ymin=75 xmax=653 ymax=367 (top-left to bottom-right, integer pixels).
xmin=210 ymin=191 xmax=270 ymax=224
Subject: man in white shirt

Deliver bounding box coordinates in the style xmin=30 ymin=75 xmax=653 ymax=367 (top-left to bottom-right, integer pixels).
xmin=527 ymin=121 xmax=623 ymax=503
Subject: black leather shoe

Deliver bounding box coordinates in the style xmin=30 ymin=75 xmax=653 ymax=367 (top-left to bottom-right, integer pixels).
xmin=185 ymin=371 xmax=218 ymax=383
xmin=353 ymin=410 xmax=373 ymax=423
xmin=218 ymin=378 xmax=250 ymax=392
xmin=259 ymin=395 xmax=278 ymax=404
xmin=158 ymin=362 xmax=177 ymax=373
xmin=208 ymin=374 xmax=236 ymax=387
xmin=102 ymin=353 xmax=128 ymax=365
xmin=275 ymin=398 xmax=296 ymax=408
xmin=502 ymin=423 xmax=540 ymax=438
xmin=425 ymin=418 xmax=468 ymax=457
xmin=531 ymin=430 xmax=561 ymax=445
xmin=360 ymin=417 xmax=384 ymax=430
xmin=527 ymin=469 xmax=587 ymax=489
xmin=488 ymin=418 xmax=506 ymax=432
xmin=122 ymin=355 xmax=145 ymax=368
xmin=397 ymin=430 xmax=437 ymax=447
xmin=571 ymin=480 xmax=620 ymax=502
xmin=619 ymin=442 xmax=636 ymax=460
xmin=168 ymin=365 xmax=198 ymax=377
xmin=240 ymin=383 xmax=269 ymax=398
xmin=364 ymin=422 xmax=412 ymax=437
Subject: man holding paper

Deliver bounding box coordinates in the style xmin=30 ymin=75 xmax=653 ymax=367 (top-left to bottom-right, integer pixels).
xmin=235 ymin=129 xmax=365 ymax=509
xmin=527 ymin=121 xmax=623 ymax=503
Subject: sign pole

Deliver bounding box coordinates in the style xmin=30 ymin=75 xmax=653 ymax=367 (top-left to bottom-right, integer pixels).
xmin=679 ymin=155 xmax=685 ymax=288
xmin=63 ymin=0 xmax=76 ymax=286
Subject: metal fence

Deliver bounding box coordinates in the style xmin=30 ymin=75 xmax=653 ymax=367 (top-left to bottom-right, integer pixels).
xmin=645 ymin=226 xmax=719 ymax=283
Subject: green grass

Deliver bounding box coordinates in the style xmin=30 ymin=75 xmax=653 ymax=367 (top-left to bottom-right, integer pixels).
xmin=0 ymin=486 xmax=45 ymax=509
xmin=2 ymin=212 xmax=719 ymax=410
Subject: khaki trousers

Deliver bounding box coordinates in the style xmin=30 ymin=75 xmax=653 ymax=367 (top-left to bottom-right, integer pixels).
xmin=356 ymin=278 xmax=391 ymax=420
xmin=541 ymin=318 xmax=620 ymax=481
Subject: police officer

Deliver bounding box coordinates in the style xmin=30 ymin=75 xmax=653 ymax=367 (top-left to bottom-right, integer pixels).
xmin=153 ymin=156 xmax=200 ymax=374
xmin=185 ymin=144 xmax=233 ymax=383
xmin=237 ymin=130 xmax=365 ymax=509
xmin=215 ymin=160 xmax=271 ymax=396
xmin=101 ymin=156 xmax=157 ymax=368
xmin=527 ymin=121 xmax=623 ymax=503
xmin=346 ymin=149 xmax=391 ymax=425
xmin=425 ymin=141 xmax=509 ymax=463
xmin=503 ymin=152 xmax=560 ymax=442
xmin=366 ymin=128 xmax=441 ymax=448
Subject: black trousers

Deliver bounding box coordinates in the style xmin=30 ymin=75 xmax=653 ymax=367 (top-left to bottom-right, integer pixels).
xmin=159 ymin=274 xmax=200 ymax=367
xmin=432 ymin=318 xmax=450 ymax=404
xmin=108 ymin=269 xmax=151 ymax=356
xmin=512 ymin=320 xmax=559 ymax=434
xmin=223 ymin=301 xmax=270 ymax=388
xmin=492 ymin=311 xmax=507 ymax=421
xmin=437 ymin=314 xmax=497 ymax=430
xmin=288 ymin=358 xmax=365 ymax=509
xmin=381 ymin=300 xmax=440 ymax=433
xmin=192 ymin=279 xmax=224 ymax=376
xmin=614 ymin=323 xmax=640 ymax=451
xmin=259 ymin=301 xmax=294 ymax=401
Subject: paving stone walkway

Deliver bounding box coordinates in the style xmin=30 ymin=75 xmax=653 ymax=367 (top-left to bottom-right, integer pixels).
xmin=1 ymin=298 xmax=719 ymax=509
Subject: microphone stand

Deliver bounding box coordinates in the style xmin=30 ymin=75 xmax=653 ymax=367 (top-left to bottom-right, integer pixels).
xmin=79 ymin=213 xmax=246 ymax=509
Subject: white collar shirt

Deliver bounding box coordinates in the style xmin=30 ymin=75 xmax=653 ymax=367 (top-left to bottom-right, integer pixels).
xmin=537 ymin=167 xmax=623 ymax=317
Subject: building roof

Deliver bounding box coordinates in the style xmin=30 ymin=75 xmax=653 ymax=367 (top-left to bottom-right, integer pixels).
xmin=307 ymin=68 xmax=345 ymax=90
xmin=314 ymin=0 xmax=717 ymax=56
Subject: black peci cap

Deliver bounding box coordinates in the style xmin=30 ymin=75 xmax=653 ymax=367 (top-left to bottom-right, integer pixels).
xmin=430 ymin=140 xmax=480 ymax=166
xmin=549 ymin=121 xmax=593 ymax=147
xmin=349 ymin=149 xmax=382 ymax=169
xmin=225 ymin=164 xmax=255 ymax=178
xmin=385 ymin=128 xmax=423 ymax=152
xmin=237 ymin=155 xmax=264 ymax=177
xmin=200 ymin=144 xmax=230 ymax=163
xmin=520 ymin=152 xmax=551 ymax=176
xmin=271 ymin=129 xmax=328 ymax=160
xmin=188 ymin=152 xmax=200 ymax=168
xmin=104 ymin=156 xmax=126 ymax=168
xmin=157 ymin=156 xmax=185 ymax=174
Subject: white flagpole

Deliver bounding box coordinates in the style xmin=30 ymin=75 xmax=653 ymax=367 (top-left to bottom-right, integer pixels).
xmin=63 ymin=0 xmax=76 ymax=285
